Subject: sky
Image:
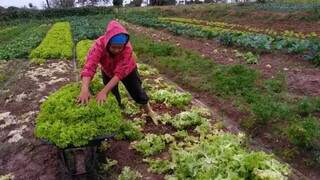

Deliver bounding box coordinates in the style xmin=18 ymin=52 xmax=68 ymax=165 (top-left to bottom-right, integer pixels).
xmin=0 ymin=0 xmax=45 ymax=8
xmin=0 ymin=0 xmax=134 ymax=9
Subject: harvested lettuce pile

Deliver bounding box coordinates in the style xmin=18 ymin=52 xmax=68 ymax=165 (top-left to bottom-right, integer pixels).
xmin=35 ymin=81 xmax=140 ymax=148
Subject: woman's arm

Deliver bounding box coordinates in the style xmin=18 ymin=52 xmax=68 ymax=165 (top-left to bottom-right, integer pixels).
xmin=78 ymin=38 xmax=104 ymax=104
xmin=96 ymin=76 xmax=120 ymax=104
xmin=102 ymin=75 xmax=120 ymax=94
xmin=78 ymin=76 xmax=92 ymax=104
xmin=80 ymin=39 xmax=104 ymax=79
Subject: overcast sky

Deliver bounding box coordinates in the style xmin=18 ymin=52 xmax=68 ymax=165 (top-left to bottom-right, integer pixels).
xmin=0 ymin=0 xmax=134 ymax=8
xmin=0 ymin=0 xmax=45 ymax=8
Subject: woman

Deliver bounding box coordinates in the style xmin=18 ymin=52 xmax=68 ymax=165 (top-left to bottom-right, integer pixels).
xmin=77 ymin=20 xmax=157 ymax=124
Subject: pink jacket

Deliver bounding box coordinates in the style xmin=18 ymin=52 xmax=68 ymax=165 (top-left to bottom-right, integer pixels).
xmin=81 ymin=20 xmax=137 ymax=80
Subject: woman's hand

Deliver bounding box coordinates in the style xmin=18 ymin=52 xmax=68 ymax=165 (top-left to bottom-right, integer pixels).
xmin=77 ymin=88 xmax=92 ymax=105
xmin=96 ymin=75 xmax=120 ymax=105
xmin=96 ymin=89 xmax=109 ymax=105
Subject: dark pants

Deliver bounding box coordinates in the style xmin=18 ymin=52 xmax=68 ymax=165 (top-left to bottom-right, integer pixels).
xmin=101 ymin=68 xmax=149 ymax=107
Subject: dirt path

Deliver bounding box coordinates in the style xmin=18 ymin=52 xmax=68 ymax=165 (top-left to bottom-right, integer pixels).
xmin=225 ymin=11 xmax=320 ymax=35
xmin=0 ymin=60 xmax=76 ymax=180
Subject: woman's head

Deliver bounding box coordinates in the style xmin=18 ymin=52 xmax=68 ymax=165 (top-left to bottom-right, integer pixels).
xmin=108 ymin=33 xmax=128 ymax=55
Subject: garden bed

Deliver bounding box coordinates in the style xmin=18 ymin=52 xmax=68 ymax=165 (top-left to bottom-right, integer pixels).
xmin=122 ymin=22 xmax=320 ymax=179
xmin=0 ymin=8 xmax=319 ymax=179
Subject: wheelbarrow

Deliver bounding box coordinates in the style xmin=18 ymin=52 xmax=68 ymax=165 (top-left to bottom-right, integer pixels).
xmin=41 ymin=134 xmax=115 ymax=180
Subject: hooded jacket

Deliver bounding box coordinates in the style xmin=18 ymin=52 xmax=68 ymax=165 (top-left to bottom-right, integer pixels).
xmin=80 ymin=20 xmax=136 ymax=80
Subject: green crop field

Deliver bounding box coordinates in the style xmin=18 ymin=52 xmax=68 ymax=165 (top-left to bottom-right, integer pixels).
xmin=0 ymin=1 xmax=319 ymax=179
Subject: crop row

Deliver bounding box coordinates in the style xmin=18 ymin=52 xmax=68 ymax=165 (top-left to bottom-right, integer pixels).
xmin=0 ymin=25 xmax=34 ymax=45
xmin=119 ymin=12 xmax=320 ymax=66
xmin=135 ymin=66 xmax=289 ymax=179
xmin=160 ymin=17 xmax=319 ymax=39
xmin=35 ymin=60 xmax=291 ymax=178
xmin=0 ymin=24 xmax=51 ymax=60
xmin=30 ymin=22 xmax=73 ymax=60
xmin=67 ymin=15 xmax=114 ymax=42
xmin=129 ymin=31 xmax=320 ymax=161
xmin=76 ymin=39 xmax=94 ymax=67
xmin=160 ymin=18 xmax=320 ymax=65
xmin=1 ymin=15 xmax=112 ymax=61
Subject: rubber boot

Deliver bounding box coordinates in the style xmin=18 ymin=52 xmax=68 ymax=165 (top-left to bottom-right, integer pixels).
xmin=142 ymin=103 xmax=159 ymax=125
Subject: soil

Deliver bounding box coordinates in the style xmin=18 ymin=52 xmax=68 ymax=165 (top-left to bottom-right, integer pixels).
xmin=287 ymin=68 xmax=320 ymax=97
xmin=104 ymin=140 xmax=165 ymax=180
xmin=124 ymin=23 xmax=320 ymax=179
xmin=0 ymin=60 xmax=75 ymax=180
xmin=0 ymin=60 xmax=27 ymax=88
xmin=142 ymin=120 xmax=176 ymax=135
xmin=227 ymin=11 xmax=320 ymax=35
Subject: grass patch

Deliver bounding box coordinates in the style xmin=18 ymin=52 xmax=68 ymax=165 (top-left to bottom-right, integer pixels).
xmin=131 ymin=34 xmax=258 ymax=97
xmin=287 ymin=117 xmax=320 ymax=149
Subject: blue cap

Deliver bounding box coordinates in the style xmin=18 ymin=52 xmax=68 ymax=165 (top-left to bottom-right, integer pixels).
xmin=110 ymin=34 xmax=128 ymax=45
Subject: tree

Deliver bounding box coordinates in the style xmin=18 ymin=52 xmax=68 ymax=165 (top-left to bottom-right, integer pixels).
xmin=45 ymin=0 xmax=51 ymax=8
xmin=186 ymin=0 xmax=203 ymax=4
xmin=49 ymin=0 xmax=75 ymax=8
xmin=113 ymin=0 xmax=123 ymax=6
xmin=133 ymin=0 xmax=143 ymax=6
xmin=7 ymin=6 xmax=19 ymax=11
xmin=149 ymin=0 xmax=175 ymax=6
xmin=77 ymin=0 xmax=88 ymax=6
xmin=28 ymin=3 xmax=38 ymax=9
xmin=60 ymin=0 xmax=76 ymax=7
xmin=76 ymin=0 xmax=111 ymax=6
xmin=204 ymin=0 xmax=216 ymax=3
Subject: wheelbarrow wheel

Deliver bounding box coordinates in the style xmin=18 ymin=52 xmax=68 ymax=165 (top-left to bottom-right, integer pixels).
xmin=57 ymin=146 xmax=99 ymax=180
xmin=57 ymin=149 xmax=73 ymax=180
